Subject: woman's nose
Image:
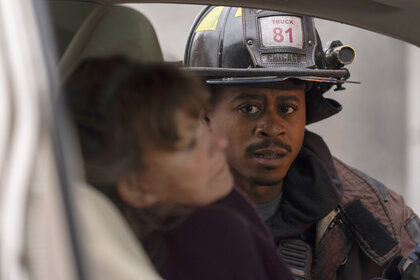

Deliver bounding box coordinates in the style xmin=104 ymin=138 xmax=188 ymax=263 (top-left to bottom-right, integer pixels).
xmin=210 ymin=132 xmax=228 ymax=156
xmin=214 ymin=132 xmax=228 ymax=149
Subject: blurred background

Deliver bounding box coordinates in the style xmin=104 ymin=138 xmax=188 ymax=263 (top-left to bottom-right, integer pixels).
xmin=128 ymin=4 xmax=420 ymax=213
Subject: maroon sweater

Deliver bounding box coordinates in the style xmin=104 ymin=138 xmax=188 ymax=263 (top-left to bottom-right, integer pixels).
xmin=143 ymin=187 xmax=293 ymax=280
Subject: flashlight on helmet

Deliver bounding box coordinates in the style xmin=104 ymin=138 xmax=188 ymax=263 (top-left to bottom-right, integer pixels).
xmin=324 ymin=40 xmax=356 ymax=69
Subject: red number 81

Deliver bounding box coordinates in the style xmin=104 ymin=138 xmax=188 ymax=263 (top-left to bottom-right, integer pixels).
xmin=273 ymin=27 xmax=293 ymax=43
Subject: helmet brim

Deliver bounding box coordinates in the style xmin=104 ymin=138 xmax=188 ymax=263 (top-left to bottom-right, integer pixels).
xmin=185 ymin=66 xmax=360 ymax=85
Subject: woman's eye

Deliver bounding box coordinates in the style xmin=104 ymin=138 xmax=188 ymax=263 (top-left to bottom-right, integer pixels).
xmin=185 ymin=138 xmax=197 ymax=150
xmin=279 ymin=105 xmax=296 ymax=114
xmin=240 ymin=105 xmax=261 ymax=114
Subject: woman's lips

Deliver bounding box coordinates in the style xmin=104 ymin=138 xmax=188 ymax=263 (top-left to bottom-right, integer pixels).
xmin=213 ymin=155 xmax=229 ymax=177
xmin=216 ymin=163 xmax=227 ymax=175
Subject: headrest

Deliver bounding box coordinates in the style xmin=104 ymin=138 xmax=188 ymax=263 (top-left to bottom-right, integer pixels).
xmin=59 ymin=5 xmax=163 ymax=82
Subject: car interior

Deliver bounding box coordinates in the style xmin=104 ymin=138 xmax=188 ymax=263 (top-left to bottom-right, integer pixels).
xmin=51 ymin=3 xmax=166 ymax=279
xmin=22 ymin=0 xmax=418 ymax=279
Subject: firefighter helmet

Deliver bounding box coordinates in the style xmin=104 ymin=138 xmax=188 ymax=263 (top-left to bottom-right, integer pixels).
xmin=184 ymin=6 xmax=358 ymax=123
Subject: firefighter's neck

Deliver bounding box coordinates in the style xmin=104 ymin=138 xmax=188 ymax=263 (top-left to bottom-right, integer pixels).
xmin=232 ymin=171 xmax=283 ymax=204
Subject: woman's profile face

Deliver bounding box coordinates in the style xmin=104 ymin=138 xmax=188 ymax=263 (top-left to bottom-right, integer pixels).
xmin=137 ymin=110 xmax=233 ymax=206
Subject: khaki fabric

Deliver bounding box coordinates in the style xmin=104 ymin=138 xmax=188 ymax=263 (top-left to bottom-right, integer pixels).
xmin=76 ymin=183 xmax=163 ymax=280
xmin=59 ymin=4 xmax=163 ymax=81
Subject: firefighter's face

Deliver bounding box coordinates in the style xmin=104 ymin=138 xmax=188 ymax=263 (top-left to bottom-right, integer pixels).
xmin=207 ymin=82 xmax=306 ymax=188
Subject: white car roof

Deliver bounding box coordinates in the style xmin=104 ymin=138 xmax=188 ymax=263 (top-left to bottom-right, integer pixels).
xmin=49 ymin=0 xmax=420 ymax=46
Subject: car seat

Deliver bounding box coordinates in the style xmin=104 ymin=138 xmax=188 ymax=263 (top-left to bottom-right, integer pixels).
xmin=77 ymin=182 xmax=162 ymax=280
xmin=59 ymin=4 xmax=163 ymax=82
xmin=57 ymin=4 xmax=164 ymax=280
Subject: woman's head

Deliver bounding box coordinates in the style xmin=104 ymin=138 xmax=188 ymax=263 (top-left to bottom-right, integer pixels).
xmin=66 ymin=57 xmax=232 ymax=209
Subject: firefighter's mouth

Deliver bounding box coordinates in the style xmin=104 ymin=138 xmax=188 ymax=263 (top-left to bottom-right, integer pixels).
xmin=254 ymin=153 xmax=287 ymax=159
xmin=251 ymin=148 xmax=289 ymax=160
xmin=251 ymin=151 xmax=288 ymax=167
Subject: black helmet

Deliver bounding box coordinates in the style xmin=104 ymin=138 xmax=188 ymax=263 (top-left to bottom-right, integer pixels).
xmin=184 ymin=6 xmax=358 ymax=123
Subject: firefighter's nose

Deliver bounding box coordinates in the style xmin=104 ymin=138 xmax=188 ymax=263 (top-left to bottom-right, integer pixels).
xmin=255 ymin=116 xmax=285 ymax=137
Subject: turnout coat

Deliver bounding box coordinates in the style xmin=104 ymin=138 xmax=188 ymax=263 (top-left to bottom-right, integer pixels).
xmin=313 ymin=157 xmax=419 ymax=280
xmin=252 ymin=130 xmax=420 ymax=280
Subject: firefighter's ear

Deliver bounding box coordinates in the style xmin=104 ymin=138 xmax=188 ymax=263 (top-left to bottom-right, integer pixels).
xmin=116 ymin=173 xmax=160 ymax=208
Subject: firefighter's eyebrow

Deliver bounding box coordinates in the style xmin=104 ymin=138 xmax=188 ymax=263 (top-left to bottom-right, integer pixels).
xmin=276 ymin=95 xmax=300 ymax=103
xmin=233 ymin=93 xmax=266 ymax=102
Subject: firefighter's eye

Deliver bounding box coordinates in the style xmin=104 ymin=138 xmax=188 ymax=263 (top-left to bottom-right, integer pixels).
xmin=278 ymin=105 xmax=296 ymax=114
xmin=240 ymin=105 xmax=261 ymax=114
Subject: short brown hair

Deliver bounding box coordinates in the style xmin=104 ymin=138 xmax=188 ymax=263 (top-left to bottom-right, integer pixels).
xmin=65 ymin=57 xmax=209 ymax=187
